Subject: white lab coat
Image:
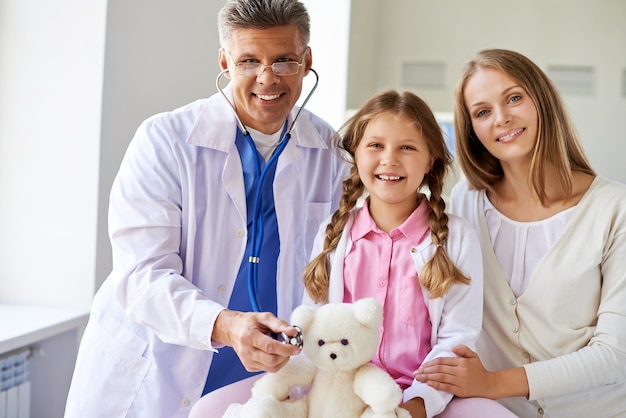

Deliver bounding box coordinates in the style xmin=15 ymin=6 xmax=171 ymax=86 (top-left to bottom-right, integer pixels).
xmin=64 ymin=86 xmax=347 ymax=418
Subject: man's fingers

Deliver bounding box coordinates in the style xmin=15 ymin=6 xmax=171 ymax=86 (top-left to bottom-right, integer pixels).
xmin=233 ymin=316 xmax=300 ymax=372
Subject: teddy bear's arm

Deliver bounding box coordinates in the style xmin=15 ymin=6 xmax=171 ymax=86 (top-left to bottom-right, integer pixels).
xmin=353 ymin=364 xmax=404 ymax=415
xmin=251 ymin=354 xmax=317 ymax=400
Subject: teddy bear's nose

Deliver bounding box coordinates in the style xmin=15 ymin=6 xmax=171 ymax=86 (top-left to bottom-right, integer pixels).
xmin=330 ymin=353 xmax=337 ymax=360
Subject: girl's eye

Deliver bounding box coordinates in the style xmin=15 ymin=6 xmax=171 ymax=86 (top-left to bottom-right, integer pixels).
xmin=476 ymin=109 xmax=489 ymax=118
xmin=401 ymin=145 xmax=415 ymax=151
xmin=318 ymin=340 xmax=325 ymax=346
xmin=341 ymin=339 xmax=349 ymax=346
xmin=510 ymin=95 xmax=522 ymax=103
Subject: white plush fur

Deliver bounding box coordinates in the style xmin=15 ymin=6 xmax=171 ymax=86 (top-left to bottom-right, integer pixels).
xmin=222 ymin=298 xmax=410 ymax=418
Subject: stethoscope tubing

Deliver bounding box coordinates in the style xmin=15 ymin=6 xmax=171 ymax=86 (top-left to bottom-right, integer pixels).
xmin=215 ymin=67 xmax=320 ymax=312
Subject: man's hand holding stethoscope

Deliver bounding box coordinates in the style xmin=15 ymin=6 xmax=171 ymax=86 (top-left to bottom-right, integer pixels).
xmin=212 ymin=309 xmax=303 ymax=373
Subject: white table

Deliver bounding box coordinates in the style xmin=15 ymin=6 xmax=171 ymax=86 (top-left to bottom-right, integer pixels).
xmin=0 ymin=304 xmax=89 ymax=418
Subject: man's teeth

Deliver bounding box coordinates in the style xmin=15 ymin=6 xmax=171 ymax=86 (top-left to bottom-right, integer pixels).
xmin=257 ymin=94 xmax=281 ymax=101
xmin=377 ymin=175 xmax=401 ymax=180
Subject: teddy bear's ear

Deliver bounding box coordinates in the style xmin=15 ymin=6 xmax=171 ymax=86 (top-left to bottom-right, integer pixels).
xmin=353 ymin=298 xmax=383 ymax=329
xmin=290 ymin=304 xmax=317 ymax=332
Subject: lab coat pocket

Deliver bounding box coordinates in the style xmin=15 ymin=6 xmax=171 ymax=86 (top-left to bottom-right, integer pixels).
xmin=67 ymin=313 xmax=150 ymax=416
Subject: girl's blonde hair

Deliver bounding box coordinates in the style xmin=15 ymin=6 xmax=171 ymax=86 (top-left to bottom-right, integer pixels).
xmin=304 ymin=90 xmax=469 ymax=303
xmin=454 ymin=49 xmax=595 ymax=204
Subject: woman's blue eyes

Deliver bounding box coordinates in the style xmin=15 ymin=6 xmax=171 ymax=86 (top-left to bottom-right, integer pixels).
xmin=475 ymin=95 xmax=523 ymax=118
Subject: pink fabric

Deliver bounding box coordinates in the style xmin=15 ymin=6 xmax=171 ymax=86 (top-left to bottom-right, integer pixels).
xmin=435 ymin=397 xmax=519 ymax=418
xmin=343 ymin=200 xmax=432 ymax=389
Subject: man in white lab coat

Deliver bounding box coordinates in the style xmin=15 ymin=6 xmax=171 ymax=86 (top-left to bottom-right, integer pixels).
xmin=64 ymin=1 xmax=347 ymax=417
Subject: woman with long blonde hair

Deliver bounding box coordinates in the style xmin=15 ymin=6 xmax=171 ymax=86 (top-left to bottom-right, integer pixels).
xmin=416 ymin=48 xmax=626 ymax=418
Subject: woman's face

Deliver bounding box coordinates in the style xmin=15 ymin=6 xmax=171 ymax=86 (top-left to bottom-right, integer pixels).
xmin=464 ymin=68 xmax=539 ymax=166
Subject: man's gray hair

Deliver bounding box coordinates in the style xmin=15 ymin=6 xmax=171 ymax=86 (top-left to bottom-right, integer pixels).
xmin=218 ymin=0 xmax=310 ymax=50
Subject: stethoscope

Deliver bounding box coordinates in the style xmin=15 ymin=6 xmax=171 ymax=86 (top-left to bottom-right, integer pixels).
xmin=215 ymin=67 xmax=318 ymax=349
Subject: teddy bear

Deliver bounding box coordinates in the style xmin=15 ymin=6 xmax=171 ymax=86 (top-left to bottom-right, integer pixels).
xmin=222 ymin=297 xmax=411 ymax=418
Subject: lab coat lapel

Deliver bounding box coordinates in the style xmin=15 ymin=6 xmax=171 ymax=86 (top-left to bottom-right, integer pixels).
xmin=187 ymin=88 xmax=248 ymax=227
xmin=222 ymin=142 xmax=247 ymax=227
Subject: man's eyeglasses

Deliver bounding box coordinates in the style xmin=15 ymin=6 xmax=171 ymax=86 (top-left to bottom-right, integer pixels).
xmin=226 ymin=48 xmax=308 ymax=77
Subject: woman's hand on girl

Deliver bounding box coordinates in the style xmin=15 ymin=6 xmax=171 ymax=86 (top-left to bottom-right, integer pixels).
xmin=414 ymin=345 xmax=530 ymax=400
xmin=413 ymin=345 xmax=495 ymax=398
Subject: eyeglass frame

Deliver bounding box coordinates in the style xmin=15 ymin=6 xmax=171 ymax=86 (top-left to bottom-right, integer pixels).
xmin=224 ymin=48 xmax=309 ymax=77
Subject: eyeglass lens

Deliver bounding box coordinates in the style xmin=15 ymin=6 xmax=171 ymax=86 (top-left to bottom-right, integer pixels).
xmin=236 ymin=62 xmax=301 ymax=76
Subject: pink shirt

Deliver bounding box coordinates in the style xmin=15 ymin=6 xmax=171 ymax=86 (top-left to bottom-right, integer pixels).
xmin=343 ymin=199 xmax=432 ymax=389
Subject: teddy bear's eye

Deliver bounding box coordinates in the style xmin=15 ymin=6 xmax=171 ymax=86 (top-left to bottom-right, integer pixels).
xmin=341 ymin=339 xmax=349 ymax=345
xmin=318 ymin=340 xmax=325 ymax=346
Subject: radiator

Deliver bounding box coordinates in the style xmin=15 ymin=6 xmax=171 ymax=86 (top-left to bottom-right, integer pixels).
xmin=0 ymin=349 xmax=30 ymax=418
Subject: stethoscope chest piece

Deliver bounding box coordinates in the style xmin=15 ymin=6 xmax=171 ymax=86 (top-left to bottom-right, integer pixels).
xmin=277 ymin=325 xmax=304 ymax=350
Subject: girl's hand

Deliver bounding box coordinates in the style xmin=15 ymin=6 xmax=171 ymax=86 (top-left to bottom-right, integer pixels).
xmin=413 ymin=345 xmax=496 ymax=398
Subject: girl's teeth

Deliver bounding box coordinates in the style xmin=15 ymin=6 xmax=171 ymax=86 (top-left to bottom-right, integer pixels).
xmin=378 ymin=175 xmax=400 ymax=180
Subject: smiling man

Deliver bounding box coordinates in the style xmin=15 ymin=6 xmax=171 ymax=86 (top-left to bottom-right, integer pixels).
xmin=64 ymin=1 xmax=348 ymax=417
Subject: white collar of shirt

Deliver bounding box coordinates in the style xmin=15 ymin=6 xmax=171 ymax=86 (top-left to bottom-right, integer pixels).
xmin=246 ymin=126 xmax=283 ymax=161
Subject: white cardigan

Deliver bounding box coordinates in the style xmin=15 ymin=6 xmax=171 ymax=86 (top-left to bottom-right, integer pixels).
xmin=304 ymin=206 xmax=484 ymax=418
xmin=450 ymin=177 xmax=626 ymax=418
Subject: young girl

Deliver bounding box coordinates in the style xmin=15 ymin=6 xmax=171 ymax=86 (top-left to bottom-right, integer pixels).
xmin=302 ymin=90 xmax=515 ymax=418
xmin=415 ymin=49 xmax=626 ymax=417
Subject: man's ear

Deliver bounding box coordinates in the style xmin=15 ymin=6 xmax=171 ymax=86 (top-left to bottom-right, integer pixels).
xmin=304 ymin=47 xmax=313 ymax=75
xmin=218 ymin=48 xmax=231 ymax=79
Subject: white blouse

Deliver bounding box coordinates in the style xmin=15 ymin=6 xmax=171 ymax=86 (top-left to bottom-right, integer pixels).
xmin=483 ymin=195 xmax=574 ymax=297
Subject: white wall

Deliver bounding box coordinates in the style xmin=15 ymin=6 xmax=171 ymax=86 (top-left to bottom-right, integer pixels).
xmin=301 ymin=0 xmax=351 ymax=130
xmin=0 ymin=0 xmax=107 ymax=308
xmin=0 ymin=0 xmax=222 ymax=307
xmin=347 ymin=0 xmax=626 ymax=184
